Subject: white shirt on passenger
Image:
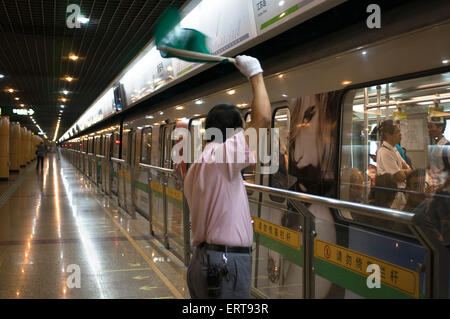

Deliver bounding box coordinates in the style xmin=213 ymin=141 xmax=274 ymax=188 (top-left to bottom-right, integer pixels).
xmin=376 ymin=141 xmax=408 ymax=209
xmin=376 ymin=141 xmax=408 ymax=187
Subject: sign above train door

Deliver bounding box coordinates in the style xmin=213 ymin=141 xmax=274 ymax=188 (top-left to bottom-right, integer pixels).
xmin=253 ymin=0 xmax=345 ymax=35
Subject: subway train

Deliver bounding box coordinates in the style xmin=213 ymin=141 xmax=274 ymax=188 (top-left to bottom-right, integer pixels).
xmin=60 ymin=3 xmax=450 ymax=299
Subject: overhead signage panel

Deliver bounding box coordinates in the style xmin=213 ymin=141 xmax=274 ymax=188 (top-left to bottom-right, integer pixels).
xmin=173 ymin=0 xmax=256 ymax=77
xmin=253 ymin=0 xmax=344 ymax=35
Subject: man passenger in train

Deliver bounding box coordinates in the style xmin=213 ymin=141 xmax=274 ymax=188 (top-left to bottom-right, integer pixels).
xmin=376 ymin=120 xmax=412 ymax=209
xmin=427 ymin=116 xmax=449 ymax=190
xmin=184 ymin=55 xmax=271 ymax=299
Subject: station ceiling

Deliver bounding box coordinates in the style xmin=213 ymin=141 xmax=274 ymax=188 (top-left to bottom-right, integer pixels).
xmin=0 ymin=0 xmax=188 ymax=140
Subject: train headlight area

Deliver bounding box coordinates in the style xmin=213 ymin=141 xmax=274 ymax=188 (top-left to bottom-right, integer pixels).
xmin=0 ymin=0 xmax=449 ymax=304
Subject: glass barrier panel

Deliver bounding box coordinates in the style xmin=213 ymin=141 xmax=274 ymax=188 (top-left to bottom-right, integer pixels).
xmin=148 ymin=170 xmax=165 ymax=241
xmin=250 ymin=199 xmax=304 ymax=299
xmin=165 ymin=174 xmax=185 ymax=261
xmin=312 ymin=212 xmax=426 ymax=299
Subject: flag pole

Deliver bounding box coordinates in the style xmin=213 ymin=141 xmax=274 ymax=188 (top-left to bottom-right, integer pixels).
xmin=157 ymin=46 xmax=236 ymax=64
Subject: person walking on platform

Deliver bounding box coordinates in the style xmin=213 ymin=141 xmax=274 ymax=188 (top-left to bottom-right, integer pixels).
xmin=184 ymin=55 xmax=271 ymax=299
xmin=36 ymin=142 xmax=46 ymax=172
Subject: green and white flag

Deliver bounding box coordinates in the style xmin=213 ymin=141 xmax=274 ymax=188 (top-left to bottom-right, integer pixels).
xmin=154 ymin=7 xmax=235 ymax=64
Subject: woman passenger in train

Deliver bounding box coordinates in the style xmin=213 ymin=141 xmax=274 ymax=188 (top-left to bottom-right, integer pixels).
xmin=376 ymin=120 xmax=412 ymax=210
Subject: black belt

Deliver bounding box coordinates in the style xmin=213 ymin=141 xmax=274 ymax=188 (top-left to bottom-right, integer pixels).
xmin=201 ymin=243 xmax=251 ymax=254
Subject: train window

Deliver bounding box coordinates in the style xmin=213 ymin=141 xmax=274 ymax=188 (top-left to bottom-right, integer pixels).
xmin=340 ymin=72 xmax=450 ymax=237
xmin=269 ymin=107 xmax=290 ymax=202
xmin=141 ymin=128 xmax=152 ymax=164
xmin=162 ymin=124 xmax=175 ymax=169
xmin=151 ymin=126 xmax=161 ymax=166
xmin=189 ymin=118 xmax=206 ymax=163
xmin=112 ymin=132 xmax=120 ymax=158
xmin=122 ymin=130 xmax=130 ymax=161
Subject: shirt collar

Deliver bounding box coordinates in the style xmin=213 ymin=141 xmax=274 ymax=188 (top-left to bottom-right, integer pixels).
xmin=382 ymin=141 xmax=395 ymax=150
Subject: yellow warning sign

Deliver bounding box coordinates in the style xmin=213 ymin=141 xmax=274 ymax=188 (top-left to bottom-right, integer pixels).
xmin=166 ymin=187 xmax=183 ymax=201
xmin=150 ymin=181 xmax=163 ymax=193
xmin=252 ymin=217 xmax=300 ymax=250
xmin=314 ymin=239 xmax=419 ymax=298
xmin=150 ymin=181 xmax=182 ymax=201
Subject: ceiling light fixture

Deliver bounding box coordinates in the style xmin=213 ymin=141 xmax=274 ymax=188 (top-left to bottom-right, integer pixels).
xmin=341 ymin=80 xmax=352 ymax=85
xmin=0 ymin=74 xmax=4 ymax=79
xmin=227 ymin=89 xmax=236 ymax=95
xmin=60 ymin=105 xmax=65 ymax=108
xmin=77 ymin=16 xmax=89 ymax=24
xmin=7 ymin=88 xmax=15 ymax=93
xmin=14 ymin=97 xmax=19 ymax=101
xmin=62 ymin=90 xmax=69 ymax=95
xmin=195 ymin=100 xmax=204 ymax=105
xmin=175 ymin=106 xmax=184 ymax=110
xmin=442 ymin=59 xmax=449 ymax=64
xmin=64 ymin=76 xmax=74 ymax=82
xmin=69 ymin=54 xmax=79 ymax=61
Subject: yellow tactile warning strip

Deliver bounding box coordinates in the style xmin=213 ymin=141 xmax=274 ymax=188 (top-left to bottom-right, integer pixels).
xmin=314 ymin=238 xmax=419 ymax=298
xmin=90 ymin=194 xmax=184 ymax=299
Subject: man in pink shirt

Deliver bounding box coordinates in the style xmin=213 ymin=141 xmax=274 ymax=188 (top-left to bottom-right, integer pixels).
xmin=184 ymin=55 xmax=271 ymax=298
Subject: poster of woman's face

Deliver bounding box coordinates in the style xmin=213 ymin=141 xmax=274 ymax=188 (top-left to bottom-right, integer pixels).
xmin=288 ymin=91 xmax=341 ymax=197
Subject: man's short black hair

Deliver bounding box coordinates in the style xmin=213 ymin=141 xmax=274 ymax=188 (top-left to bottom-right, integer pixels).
xmin=205 ymin=103 xmax=243 ymax=143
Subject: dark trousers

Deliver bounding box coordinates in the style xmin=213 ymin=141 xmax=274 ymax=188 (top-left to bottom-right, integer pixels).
xmin=36 ymin=156 xmax=44 ymax=171
xmin=187 ymin=245 xmax=252 ymax=299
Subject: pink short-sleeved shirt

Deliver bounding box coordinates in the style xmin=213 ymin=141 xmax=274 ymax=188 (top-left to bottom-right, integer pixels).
xmin=184 ymin=131 xmax=256 ymax=247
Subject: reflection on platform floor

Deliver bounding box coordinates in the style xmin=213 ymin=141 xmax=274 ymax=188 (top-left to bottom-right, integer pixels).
xmin=0 ymin=155 xmax=189 ymax=299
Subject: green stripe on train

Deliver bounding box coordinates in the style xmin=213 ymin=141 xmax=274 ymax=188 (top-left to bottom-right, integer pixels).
xmin=255 ymin=232 xmax=303 ymax=268
xmin=255 ymin=232 xmax=420 ymax=299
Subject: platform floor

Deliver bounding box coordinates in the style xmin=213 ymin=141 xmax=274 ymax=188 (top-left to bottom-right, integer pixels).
xmin=0 ymin=154 xmax=189 ymax=299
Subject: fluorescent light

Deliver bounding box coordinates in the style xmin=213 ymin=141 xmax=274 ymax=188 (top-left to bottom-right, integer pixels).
xmin=440 ymin=99 xmax=450 ymax=103
xmin=145 ymin=115 xmax=154 ymax=119
xmin=77 ymin=16 xmax=89 ymax=24
xmin=175 ymin=106 xmax=184 ymax=110
xmin=417 ymin=101 xmax=434 ymax=105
